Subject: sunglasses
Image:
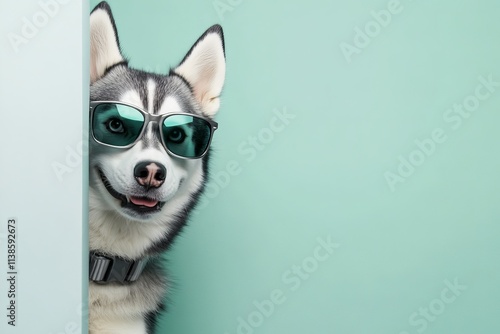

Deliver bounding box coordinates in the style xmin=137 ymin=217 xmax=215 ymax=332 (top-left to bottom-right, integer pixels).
xmin=90 ymin=101 xmax=218 ymax=159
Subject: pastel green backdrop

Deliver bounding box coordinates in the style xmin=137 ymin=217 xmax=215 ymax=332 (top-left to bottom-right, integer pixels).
xmin=90 ymin=1 xmax=500 ymax=333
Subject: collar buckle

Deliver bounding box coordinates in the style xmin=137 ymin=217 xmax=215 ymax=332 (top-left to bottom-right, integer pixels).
xmin=89 ymin=252 xmax=147 ymax=284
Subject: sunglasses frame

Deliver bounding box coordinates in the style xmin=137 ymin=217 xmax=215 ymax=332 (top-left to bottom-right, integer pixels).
xmin=90 ymin=101 xmax=218 ymax=159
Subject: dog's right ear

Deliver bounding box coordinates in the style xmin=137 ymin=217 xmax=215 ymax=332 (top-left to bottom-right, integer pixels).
xmin=90 ymin=1 xmax=124 ymax=84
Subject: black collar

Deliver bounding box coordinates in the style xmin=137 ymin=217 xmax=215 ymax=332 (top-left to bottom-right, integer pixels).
xmin=89 ymin=252 xmax=147 ymax=284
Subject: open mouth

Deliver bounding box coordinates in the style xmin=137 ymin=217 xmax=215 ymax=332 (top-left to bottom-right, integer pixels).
xmin=97 ymin=169 xmax=165 ymax=214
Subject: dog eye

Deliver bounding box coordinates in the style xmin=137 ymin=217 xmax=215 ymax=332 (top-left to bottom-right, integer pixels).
xmin=106 ymin=118 xmax=125 ymax=134
xmin=166 ymin=127 xmax=186 ymax=144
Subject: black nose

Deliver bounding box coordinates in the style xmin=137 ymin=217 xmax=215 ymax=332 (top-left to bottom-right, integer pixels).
xmin=134 ymin=161 xmax=166 ymax=189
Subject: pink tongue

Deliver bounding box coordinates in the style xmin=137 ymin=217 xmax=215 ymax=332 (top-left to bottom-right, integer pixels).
xmin=129 ymin=197 xmax=158 ymax=208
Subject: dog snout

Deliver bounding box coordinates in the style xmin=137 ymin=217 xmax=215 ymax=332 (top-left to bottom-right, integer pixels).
xmin=134 ymin=161 xmax=166 ymax=189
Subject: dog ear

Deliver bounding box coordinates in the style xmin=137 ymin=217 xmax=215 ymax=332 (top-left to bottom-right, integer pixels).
xmin=174 ymin=25 xmax=226 ymax=116
xmin=90 ymin=2 xmax=124 ymax=84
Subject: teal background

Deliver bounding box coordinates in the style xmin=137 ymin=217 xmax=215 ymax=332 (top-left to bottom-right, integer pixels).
xmin=92 ymin=1 xmax=500 ymax=333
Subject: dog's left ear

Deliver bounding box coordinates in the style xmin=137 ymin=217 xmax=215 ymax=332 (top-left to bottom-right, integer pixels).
xmin=174 ymin=25 xmax=226 ymax=116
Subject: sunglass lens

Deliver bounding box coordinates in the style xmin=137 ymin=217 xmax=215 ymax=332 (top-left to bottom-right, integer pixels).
xmin=93 ymin=103 xmax=145 ymax=146
xmin=162 ymin=115 xmax=211 ymax=158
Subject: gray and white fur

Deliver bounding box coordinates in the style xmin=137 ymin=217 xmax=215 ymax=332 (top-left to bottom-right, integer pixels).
xmin=88 ymin=2 xmax=226 ymax=333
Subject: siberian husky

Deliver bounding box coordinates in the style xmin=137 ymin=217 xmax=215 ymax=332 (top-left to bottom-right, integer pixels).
xmin=88 ymin=2 xmax=225 ymax=333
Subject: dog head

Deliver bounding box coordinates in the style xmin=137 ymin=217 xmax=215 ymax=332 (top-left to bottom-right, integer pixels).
xmin=89 ymin=2 xmax=225 ymax=227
